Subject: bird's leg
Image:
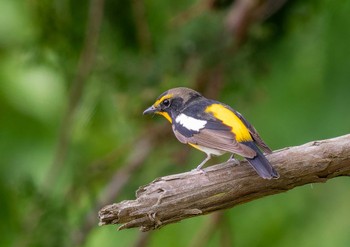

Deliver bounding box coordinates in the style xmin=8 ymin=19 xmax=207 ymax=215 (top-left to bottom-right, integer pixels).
xmin=226 ymin=154 xmax=239 ymax=166
xmin=196 ymin=154 xmax=211 ymax=170
xmin=192 ymin=154 xmax=211 ymax=173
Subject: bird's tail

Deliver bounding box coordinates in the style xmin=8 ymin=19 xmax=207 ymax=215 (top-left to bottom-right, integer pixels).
xmin=241 ymin=141 xmax=279 ymax=179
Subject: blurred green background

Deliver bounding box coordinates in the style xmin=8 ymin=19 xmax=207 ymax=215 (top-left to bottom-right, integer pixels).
xmin=1 ymin=0 xmax=350 ymax=246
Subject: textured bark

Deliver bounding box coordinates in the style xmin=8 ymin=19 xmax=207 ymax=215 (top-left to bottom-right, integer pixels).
xmin=98 ymin=134 xmax=350 ymax=231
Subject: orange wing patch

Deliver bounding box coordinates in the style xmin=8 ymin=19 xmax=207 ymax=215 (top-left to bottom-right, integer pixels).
xmin=205 ymin=104 xmax=252 ymax=142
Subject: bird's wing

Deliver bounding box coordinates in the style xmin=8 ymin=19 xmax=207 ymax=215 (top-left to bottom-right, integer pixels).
xmin=173 ymin=119 xmax=256 ymax=158
xmin=230 ymin=108 xmax=273 ymax=154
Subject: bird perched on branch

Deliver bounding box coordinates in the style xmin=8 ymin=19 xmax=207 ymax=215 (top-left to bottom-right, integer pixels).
xmin=143 ymin=87 xmax=279 ymax=179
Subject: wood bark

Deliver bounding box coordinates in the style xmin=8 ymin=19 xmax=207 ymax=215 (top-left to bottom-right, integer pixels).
xmin=98 ymin=134 xmax=350 ymax=231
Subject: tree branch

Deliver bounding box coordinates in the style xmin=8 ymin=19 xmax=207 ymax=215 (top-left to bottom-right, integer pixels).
xmin=45 ymin=0 xmax=105 ymax=187
xmin=98 ymin=134 xmax=350 ymax=231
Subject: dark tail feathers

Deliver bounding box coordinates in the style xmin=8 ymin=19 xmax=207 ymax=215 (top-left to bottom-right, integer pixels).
xmin=242 ymin=142 xmax=279 ymax=179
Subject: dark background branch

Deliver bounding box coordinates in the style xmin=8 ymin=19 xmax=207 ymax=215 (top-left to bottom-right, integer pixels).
xmin=45 ymin=0 xmax=105 ymax=188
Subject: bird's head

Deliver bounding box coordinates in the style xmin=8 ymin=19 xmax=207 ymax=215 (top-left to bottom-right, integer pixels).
xmin=143 ymin=87 xmax=202 ymax=123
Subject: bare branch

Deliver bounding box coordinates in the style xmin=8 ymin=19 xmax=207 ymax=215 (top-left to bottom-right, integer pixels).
xmin=132 ymin=0 xmax=152 ymax=52
xmin=45 ymin=0 xmax=105 ymax=187
xmin=225 ymin=0 xmax=288 ymax=45
xmin=98 ymin=134 xmax=350 ymax=231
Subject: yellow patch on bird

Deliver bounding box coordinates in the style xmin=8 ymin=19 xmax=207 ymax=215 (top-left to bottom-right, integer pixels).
xmin=189 ymin=143 xmax=201 ymax=151
xmin=205 ymin=104 xmax=252 ymax=142
xmin=154 ymin=94 xmax=173 ymax=108
xmin=156 ymin=111 xmax=172 ymax=123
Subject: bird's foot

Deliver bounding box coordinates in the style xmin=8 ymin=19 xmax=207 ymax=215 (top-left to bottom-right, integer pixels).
xmin=191 ymin=167 xmax=207 ymax=175
xmin=226 ymin=156 xmax=240 ymax=166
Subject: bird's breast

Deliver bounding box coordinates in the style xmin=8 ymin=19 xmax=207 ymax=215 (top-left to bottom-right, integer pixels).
xmin=189 ymin=143 xmax=226 ymax=156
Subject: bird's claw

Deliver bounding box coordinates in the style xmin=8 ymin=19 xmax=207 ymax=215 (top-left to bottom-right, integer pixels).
xmin=191 ymin=167 xmax=207 ymax=175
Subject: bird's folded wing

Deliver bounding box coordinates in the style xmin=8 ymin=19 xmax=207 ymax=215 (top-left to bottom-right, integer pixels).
xmin=231 ymin=108 xmax=273 ymax=154
xmin=174 ymin=127 xmax=256 ymax=158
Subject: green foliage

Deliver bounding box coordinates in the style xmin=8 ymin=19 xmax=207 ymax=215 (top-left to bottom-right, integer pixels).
xmin=1 ymin=0 xmax=350 ymax=246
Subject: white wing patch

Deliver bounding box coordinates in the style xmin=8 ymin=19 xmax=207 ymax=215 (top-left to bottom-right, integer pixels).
xmin=175 ymin=114 xmax=207 ymax=131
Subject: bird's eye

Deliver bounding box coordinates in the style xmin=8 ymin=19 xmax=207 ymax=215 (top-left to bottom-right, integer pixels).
xmin=162 ymin=99 xmax=170 ymax=107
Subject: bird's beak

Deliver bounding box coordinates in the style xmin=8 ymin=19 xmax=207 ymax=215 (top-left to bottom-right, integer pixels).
xmin=143 ymin=105 xmax=158 ymax=115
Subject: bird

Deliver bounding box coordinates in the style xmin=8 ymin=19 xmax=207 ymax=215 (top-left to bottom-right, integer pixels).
xmin=143 ymin=87 xmax=279 ymax=179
